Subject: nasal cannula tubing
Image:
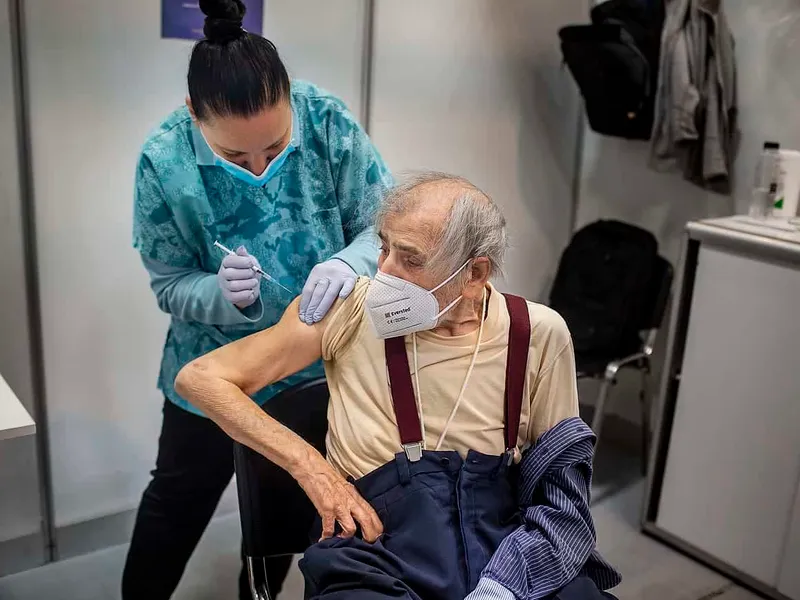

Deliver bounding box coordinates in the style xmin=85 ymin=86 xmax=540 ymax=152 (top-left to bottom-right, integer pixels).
xmin=213 ymin=241 xmax=294 ymax=294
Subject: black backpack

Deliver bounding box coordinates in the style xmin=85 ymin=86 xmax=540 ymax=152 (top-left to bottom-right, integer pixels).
xmin=559 ymin=0 xmax=665 ymax=140
xmin=549 ymin=220 xmax=658 ymax=357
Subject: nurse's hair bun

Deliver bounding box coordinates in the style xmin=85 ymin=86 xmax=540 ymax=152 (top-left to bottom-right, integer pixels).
xmin=200 ymin=0 xmax=246 ymax=44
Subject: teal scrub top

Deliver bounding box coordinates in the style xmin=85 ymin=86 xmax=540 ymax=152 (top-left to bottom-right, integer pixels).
xmin=132 ymin=80 xmax=393 ymax=415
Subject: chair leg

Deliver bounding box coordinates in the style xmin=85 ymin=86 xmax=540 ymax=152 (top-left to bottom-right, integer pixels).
xmin=246 ymin=556 xmax=272 ymax=600
xmin=639 ymin=368 xmax=650 ymax=476
xmin=591 ymin=376 xmax=614 ymax=453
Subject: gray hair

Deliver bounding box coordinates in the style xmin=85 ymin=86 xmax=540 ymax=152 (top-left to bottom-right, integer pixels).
xmin=375 ymin=171 xmax=508 ymax=279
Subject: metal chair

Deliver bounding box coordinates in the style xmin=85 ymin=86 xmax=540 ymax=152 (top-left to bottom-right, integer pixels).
xmin=234 ymin=378 xmax=330 ymax=600
xmin=573 ymin=255 xmax=673 ymax=471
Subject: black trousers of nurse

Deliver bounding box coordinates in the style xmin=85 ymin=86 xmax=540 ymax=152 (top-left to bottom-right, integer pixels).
xmin=121 ymin=400 xmax=292 ymax=600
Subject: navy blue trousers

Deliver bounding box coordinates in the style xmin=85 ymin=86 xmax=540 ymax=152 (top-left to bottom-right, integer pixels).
xmin=300 ymin=450 xmax=613 ymax=600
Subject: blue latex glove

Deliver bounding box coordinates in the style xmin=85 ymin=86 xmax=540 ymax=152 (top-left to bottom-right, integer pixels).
xmin=218 ymin=246 xmax=262 ymax=309
xmin=299 ymin=258 xmax=357 ymax=324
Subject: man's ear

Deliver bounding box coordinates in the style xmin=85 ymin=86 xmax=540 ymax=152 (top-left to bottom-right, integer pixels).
xmin=471 ymin=257 xmax=491 ymax=283
xmin=464 ymin=258 xmax=491 ymax=299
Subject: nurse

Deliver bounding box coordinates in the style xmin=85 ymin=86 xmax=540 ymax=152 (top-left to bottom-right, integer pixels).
xmin=122 ymin=0 xmax=392 ymax=598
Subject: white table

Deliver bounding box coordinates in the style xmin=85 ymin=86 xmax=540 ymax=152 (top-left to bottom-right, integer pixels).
xmin=0 ymin=373 xmax=35 ymax=440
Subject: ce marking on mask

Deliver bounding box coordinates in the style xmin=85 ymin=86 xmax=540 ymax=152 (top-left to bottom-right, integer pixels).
xmin=385 ymin=306 xmax=411 ymax=325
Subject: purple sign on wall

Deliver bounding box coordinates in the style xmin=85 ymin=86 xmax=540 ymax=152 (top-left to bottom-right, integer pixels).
xmin=162 ymin=0 xmax=263 ymax=41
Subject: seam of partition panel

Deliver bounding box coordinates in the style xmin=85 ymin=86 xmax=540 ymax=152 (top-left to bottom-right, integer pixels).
xmin=359 ymin=0 xmax=375 ymax=135
xmin=8 ymin=0 xmax=58 ymax=563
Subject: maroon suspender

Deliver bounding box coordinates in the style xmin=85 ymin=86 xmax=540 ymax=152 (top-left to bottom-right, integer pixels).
xmin=502 ymin=293 xmax=532 ymax=454
xmin=384 ymin=336 xmax=425 ymax=460
xmin=384 ymin=293 xmax=531 ymax=461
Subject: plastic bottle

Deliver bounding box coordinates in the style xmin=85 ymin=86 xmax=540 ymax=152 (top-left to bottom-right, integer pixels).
xmin=749 ymin=141 xmax=780 ymax=219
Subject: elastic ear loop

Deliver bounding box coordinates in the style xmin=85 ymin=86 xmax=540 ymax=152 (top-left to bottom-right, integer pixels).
xmin=411 ymin=287 xmax=488 ymax=452
xmin=412 ymin=333 xmax=426 ymax=449
xmin=434 ymin=287 xmax=487 ymax=450
xmin=410 ymin=258 xmax=476 ymax=449
xmin=430 ymin=259 xmax=472 ymax=320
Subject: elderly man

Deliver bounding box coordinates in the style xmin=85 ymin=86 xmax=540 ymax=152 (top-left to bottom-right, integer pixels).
xmin=176 ymin=173 xmax=620 ymax=600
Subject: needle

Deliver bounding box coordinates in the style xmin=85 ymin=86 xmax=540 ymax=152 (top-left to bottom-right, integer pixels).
xmin=214 ymin=241 xmax=294 ymax=295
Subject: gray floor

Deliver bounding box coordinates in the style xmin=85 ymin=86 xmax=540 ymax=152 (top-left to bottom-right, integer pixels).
xmin=0 ymin=466 xmax=761 ymax=600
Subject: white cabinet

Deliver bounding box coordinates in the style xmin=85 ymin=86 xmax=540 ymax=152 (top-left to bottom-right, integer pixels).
xmin=645 ymin=219 xmax=800 ymax=600
xmin=655 ymin=245 xmax=800 ymax=585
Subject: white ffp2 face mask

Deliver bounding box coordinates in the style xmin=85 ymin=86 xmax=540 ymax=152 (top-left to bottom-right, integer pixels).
xmin=365 ymin=261 xmax=471 ymax=339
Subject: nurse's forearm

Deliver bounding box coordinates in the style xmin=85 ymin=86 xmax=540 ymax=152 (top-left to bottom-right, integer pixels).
xmin=332 ymin=227 xmax=379 ymax=277
xmin=142 ymin=256 xmax=263 ymax=325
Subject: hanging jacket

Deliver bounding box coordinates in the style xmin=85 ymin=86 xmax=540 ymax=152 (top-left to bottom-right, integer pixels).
xmin=649 ymin=0 xmax=737 ymax=193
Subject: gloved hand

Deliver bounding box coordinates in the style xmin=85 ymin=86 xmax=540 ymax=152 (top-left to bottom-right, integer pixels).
xmin=218 ymin=246 xmax=262 ymax=309
xmin=299 ymin=258 xmax=357 ymax=324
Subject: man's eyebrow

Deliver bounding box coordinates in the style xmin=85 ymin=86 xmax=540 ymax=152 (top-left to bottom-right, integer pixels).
xmin=394 ymin=241 xmax=423 ymax=255
xmin=378 ymin=231 xmax=423 ymax=255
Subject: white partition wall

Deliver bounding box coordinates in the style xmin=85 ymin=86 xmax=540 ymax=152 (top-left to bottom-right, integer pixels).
xmin=370 ymin=0 xmax=585 ymax=300
xmin=0 ymin=0 xmax=44 ymax=575
xmin=21 ymin=0 xmax=367 ymax=535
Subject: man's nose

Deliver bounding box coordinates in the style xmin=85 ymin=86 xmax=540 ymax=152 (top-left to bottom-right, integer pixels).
xmin=378 ymin=256 xmax=402 ymax=278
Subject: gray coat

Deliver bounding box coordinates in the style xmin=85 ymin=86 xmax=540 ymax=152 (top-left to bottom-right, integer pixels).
xmin=650 ymin=0 xmax=737 ymax=193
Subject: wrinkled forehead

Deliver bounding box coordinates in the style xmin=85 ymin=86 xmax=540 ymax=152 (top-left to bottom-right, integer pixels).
xmin=380 ymin=185 xmax=456 ymax=252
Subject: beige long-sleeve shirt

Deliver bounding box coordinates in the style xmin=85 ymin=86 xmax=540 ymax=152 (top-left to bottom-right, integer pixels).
xmin=320 ymin=278 xmax=580 ymax=479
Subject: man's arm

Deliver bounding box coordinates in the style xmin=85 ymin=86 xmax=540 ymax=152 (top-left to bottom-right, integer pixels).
xmin=175 ymin=298 xmax=382 ymax=542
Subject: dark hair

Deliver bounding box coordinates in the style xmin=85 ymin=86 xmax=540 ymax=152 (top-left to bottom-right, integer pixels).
xmin=188 ymin=0 xmax=290 ymax=121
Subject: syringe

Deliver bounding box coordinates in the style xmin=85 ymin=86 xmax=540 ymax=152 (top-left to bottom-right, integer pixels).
xmin=214 ymin=241 xmax=294 ymax=295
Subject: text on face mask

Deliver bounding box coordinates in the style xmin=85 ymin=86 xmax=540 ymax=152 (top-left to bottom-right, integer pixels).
xmin=385 ymin=306 xmax=412 ymax=325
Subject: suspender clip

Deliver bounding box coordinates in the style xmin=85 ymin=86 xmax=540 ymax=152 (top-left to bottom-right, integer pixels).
xmin=505 ymin=447 xmax=521 ymax=466
xmin=403 ymin=442 xmax=424 ymax=462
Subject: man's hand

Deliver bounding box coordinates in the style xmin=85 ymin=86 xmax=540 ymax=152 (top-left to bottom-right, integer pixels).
xmin=295 ymin=455 xmax=383 ymax=543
